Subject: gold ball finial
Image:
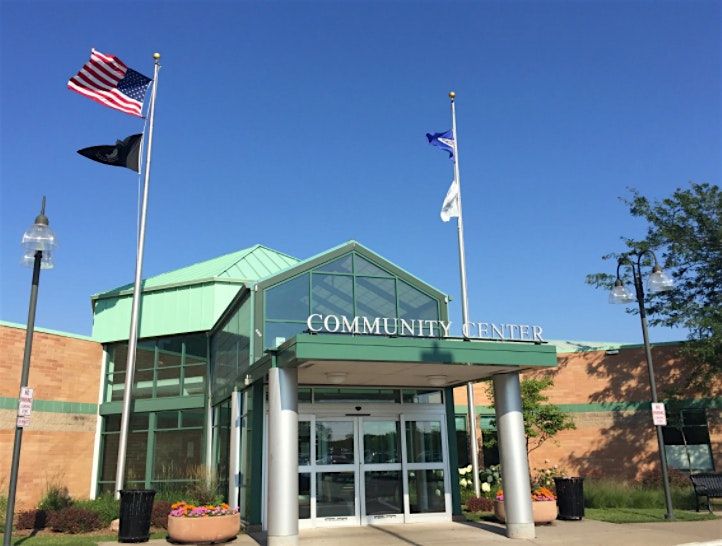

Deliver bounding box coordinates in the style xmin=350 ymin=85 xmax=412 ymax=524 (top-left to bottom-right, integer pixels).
xmin=153 ymin=52 xmax=161 ymax=60
xmin=449 ymin=91 xmax=456 ymax=100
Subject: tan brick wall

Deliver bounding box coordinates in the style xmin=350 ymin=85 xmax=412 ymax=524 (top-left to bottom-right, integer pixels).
xmin=0 ymin=324 xmax=103 ymax=509
xmin=455 ymin=344 xmax=722 ymax=478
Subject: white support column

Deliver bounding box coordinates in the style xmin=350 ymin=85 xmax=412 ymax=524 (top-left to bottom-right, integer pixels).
xmin=267 ymin=367 xmax=298 ymax=546
xmin=493 ymin=372 xmax=534 ymax=539
xmin=229 ymin=388 xmax=241 ymax=510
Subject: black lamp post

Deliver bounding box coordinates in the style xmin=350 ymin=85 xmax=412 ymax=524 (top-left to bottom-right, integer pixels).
xmin=609 ymin=249 xmax=675 ymax=520
xmin=3 ymin=197 xmax=56 ymax=546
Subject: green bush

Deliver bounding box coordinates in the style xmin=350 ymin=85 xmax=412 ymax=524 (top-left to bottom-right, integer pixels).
xmin=465 ymin=496 xmax=495 ymax=512
xmin=38 ymin=485 xmax=73 ymax=512
xmin=47 ymin=506 xmax=103 ymax=533
xmin=74 ymin=494 xmax=119 ymax=526
xmin=584 ymin=479 xmax=696 ymax=510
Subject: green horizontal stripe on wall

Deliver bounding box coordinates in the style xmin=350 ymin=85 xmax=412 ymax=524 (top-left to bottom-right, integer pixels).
xmin=0 ymin=396 xmax=98 ymax=415
xmin=454 ymin=397 xmax=722 ymax=415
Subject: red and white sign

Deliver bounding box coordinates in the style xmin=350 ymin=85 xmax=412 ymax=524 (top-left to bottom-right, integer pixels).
xmin=17 ymin=387 xmax=34 ymax=417
xmin=16 ymin=416 xmax=31 ymax=428
xmin=651 ymin=402 xmax=667 ymax=426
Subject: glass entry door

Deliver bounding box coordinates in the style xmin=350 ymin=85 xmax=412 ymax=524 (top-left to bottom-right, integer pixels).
xmin=298 ymin=413 xmax=448 ymax=527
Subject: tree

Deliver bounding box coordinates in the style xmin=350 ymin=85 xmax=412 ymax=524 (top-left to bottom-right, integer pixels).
xmin=586 ymin=183 xmax=722 ymax=380
xmin=485 ymin=376 xmax=576 ymax=456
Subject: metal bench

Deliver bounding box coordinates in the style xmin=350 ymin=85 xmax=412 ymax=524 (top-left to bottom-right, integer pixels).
xmin=689 ymin=473 xmax=722 ymax=512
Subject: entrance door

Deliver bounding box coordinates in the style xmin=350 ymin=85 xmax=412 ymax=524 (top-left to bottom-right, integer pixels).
xmin=298 ymin=415 xmax=451 ymax=527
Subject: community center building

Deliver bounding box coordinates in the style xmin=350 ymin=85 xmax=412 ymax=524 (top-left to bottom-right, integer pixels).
xmin=1 ymin=241 xmax=720 ymax=541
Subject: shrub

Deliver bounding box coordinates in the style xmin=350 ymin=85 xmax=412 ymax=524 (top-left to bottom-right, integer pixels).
xmin=479 ymin=465 xmax=502 ymax=490
xmin=15 ymin=509 xmax=47 ymax=530
xmin=151 ymin=500 xmax=172 ymax=529
xmin=74 ymin=494 xmax=119 ymax=527
xmin=38 ymin=485 xmax=72 ymax=512
xmin=465 ymin=496 xmax=495 ymax=512
xmin=47 ymin=507 xmax=103 ymax=533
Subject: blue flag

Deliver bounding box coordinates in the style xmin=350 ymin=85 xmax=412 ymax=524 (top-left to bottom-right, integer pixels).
xmin=426 ymin=130 xmax=455 ymax=160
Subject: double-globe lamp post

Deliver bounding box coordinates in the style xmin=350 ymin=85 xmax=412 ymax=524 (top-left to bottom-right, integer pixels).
xmin=3 ymin=197 xmax=56 ymax=546
xmin=609 ymin=250 xmax=675 ymax=520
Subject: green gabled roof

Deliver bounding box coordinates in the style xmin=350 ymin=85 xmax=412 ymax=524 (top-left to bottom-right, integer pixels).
xmin=255 ymin=240 xmax=450 ymax=301
xmin=93 ymin=245 xmax=300 ymax=300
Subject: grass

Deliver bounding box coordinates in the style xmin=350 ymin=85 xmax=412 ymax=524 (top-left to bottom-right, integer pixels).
xmin=0 ymin=530 xmax=166 ymax=545
xmin=583 ymin=479 xmax=698 ymax=510
xmin=585 ymin=508 xmax=719 ymax=523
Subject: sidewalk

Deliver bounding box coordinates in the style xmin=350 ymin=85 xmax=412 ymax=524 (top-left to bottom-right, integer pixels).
xmin=99 ymin=518 xmax=722 ymax=546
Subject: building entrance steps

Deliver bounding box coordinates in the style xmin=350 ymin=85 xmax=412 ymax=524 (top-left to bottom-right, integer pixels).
xmin=98 ymin=518 xmax=722 ymax=546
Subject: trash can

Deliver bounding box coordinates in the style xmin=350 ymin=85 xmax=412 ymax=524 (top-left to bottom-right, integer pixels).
xmin=118 ymin=489 xmax=156 ymax=543
xmin=554 ymin=477 xmax=584 ymax=520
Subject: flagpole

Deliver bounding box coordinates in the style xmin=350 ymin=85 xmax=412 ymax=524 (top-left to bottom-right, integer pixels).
xmin=115 ymin=53 xmax=161 ymax=499
xmin=449 ymin=91 xmax=481 ymax=498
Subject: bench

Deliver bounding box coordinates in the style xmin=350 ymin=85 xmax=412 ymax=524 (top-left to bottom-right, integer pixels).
xmin=689 ymin=473 xmax=722 ymax=512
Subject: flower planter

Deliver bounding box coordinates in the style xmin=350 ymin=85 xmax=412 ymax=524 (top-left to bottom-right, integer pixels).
xmin=494 ymin=499 xmax=558 ymax=524
xmin=167 ymin=513 xmax=241 ymax=544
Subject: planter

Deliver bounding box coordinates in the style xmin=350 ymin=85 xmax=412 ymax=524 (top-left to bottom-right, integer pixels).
xmin=494 ymin=499 xmax=558 ymax=524
xmin=167 ymin=513 xmax=241 ymax=544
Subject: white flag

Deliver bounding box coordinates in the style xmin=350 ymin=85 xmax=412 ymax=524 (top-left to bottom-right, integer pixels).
xmin=440 ymin=179 xmax=459 ymax=222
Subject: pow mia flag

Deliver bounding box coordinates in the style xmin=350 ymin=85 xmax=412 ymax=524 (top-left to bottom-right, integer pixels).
xmin=77 ymin=133 xmax=143 ymax=172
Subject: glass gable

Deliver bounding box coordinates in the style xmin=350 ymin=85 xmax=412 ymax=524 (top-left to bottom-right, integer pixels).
xmin=263 ymin=252 xmax=442 ymax=349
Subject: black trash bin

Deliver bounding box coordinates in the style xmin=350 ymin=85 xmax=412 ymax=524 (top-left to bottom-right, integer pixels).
xmin=118 ymin=489 xmax=156 ymax=543
xmin=554 ymin=477 xmax=584 ymax=520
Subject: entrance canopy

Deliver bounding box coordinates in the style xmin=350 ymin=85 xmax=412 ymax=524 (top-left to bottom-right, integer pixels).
xmin=252 ymin=333 xmax=556 ymax=388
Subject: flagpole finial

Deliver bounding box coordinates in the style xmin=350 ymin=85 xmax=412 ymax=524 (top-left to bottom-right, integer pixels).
xmin=153 ymin=52 xmax=161 ymax=60
xmin=448 ymin=91 xmax=456 ymax=101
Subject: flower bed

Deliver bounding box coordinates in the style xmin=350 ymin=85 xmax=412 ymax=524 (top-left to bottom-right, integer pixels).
xmin=494 ymin=487 xmax=558 ymax=524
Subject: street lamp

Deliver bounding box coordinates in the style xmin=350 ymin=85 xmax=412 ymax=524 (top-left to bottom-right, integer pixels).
xmin=610 ymin=249 xmax=675 ymax=520
xmin=3 ymin=197 xmax=56 ymax=546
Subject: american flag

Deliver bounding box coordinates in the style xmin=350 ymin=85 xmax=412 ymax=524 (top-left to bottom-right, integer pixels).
xmin=68 ymin=49 xmax=152 ymax=117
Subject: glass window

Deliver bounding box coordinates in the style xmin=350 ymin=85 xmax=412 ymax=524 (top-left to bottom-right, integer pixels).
xmin=265 ymin=273 xmax=310 ymax=320
xmin=133 ymin=368 xmax=154 ymax=399
xmin=184 ymin=335 xmax=208 ymax=365
xmin=156 ymin=366 xmax=181 ymax=398
xmin=136 ymin=342 xmax=156 ymax=370
xmin=125 ymin=431 xmax=148 ymax=483
xmin=154 ymin=429 xmax=202 ymax=480
xmin=663 ymin=408 xmax=714 ymax=472
xmin=363 ymin=421 xmax=400 ymax=464
xmin=398 ymin=281 xmax=438 ymax=321
xmin=299 ymin=421 xmax=311 ymax=465
xmin=355 ymin=277 xmax=396 ymax=319
xmin=157 ymin=338 xmax=182 ymax=367
xmin=299 ymin=473 xmax=311 ymax=519
xmin=405 ymin=420 xmax=443 ymax=463
xmin=314 ymin=388 xmax=400 ymax=403
xmin=354 ymin=255 xmax=391 ymax=277
xmin=112 ymin=345 xmax=128 ymax=373
xmin=156 ymin=411 xmax=179 ymax=429
xmin=311 ymin=274 xmax=353 ymax=317
xmin=315 ymin=254 xmax=352 ymax=274
xmin=104 ymin=414 xmax=121 ymax=433
xmin=365 ymin=471 xmax=402 ymax=515
xmin=181 ymin=408 xmax=205 ymax=428
xmin=316 ymin=473 xmax=355 ymax=517
xmin=402 ymin=389 xmax=443 ymax=404
xmin=265 ymin=322 xmax=307 ymax=349
xmin=408 ymin=469 xmax=445 ymax=513
xmin=298 ymin=388 xmax=312 ymax=403
xmin=183 ymin=365 xmax=206 ymax=396
xmin=316 ymin=420 xmax=355 ymax=465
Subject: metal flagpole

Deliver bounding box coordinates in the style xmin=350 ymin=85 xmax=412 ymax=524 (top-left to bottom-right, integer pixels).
xmin=115 ymin=53 xmax=161 ymax=498
xmin=449 ymin=91 xmax=481 ymax=497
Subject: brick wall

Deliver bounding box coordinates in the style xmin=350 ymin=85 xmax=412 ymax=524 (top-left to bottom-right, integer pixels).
xmin=0 ymin=323 xmax=103 ymax=509
xmin=454 ymin=343 xmax=722 ymax=480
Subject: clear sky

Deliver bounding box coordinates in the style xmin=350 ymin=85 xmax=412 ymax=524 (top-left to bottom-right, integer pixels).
xmin=1 ymin=0 xmax=720 ymax=344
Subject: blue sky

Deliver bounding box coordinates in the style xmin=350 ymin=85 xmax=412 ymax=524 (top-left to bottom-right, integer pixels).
xmin=1 ymin=0 xmax=719 ymax=344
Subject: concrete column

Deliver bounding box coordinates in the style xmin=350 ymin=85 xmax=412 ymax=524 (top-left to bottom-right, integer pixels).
xmin=267 ymin=367 xmax=298 ymax=546
xmin=493 ymin=372 xmax=534 ymax=539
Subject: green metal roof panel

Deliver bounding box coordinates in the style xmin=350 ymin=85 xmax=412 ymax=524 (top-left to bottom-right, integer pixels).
xmin=92 ymin=282 xmax=242 ymax=342
xmin=93 ymin=245 xmax=299 ymax=299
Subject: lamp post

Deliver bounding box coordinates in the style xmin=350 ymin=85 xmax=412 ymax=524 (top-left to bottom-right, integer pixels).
xmin=609 ymin=249 xmax=675 ymax=520
xmin=3 ymin=197 xmax=56 ymax=546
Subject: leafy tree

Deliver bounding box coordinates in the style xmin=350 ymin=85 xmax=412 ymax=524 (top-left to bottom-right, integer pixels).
xmin=485 ymin=376 xmax=576 ymax=455
xmin=586 ymin=183 xmax=722 ymax=380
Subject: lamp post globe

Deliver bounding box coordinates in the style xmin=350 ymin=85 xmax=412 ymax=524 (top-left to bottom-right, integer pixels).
xmin=3 ymin=196 xmax=56 ymax=546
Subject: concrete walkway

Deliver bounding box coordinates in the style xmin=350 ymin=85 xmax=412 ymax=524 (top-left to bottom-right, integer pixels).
xmin=100 ymin=519 xmax=722 ymax=546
